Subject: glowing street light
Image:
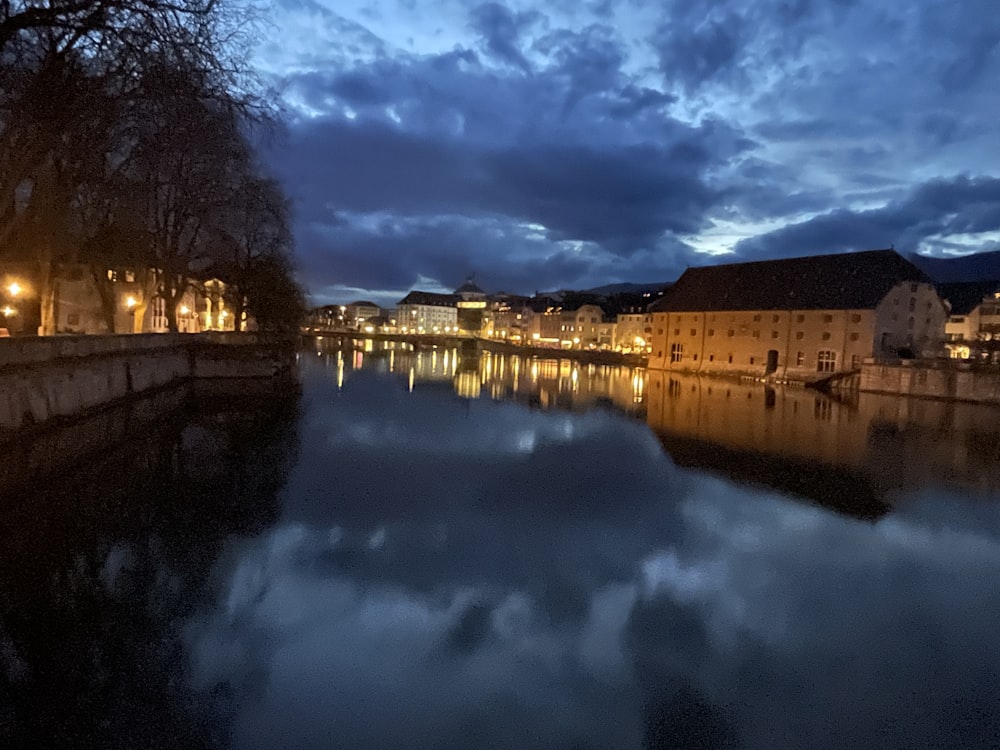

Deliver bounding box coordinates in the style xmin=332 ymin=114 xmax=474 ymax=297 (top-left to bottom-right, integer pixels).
xmin=7 ymin=282 xmax=22 ymax=297
xmin=179 ymin=305 xmax=190 ymax=315
xmin=2 ymin=306 xmax=16 ymax=317
xmin=125 ymin=296 xmax=137 ymax=309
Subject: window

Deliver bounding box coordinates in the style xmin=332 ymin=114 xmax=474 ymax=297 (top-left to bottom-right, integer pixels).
xmin=772 ymin=314 xmax=780 ymax=323
xmin=670 ymin=342 xmax=683 ymax=363
xmin=850 ymin=332 xmax=860 ymax=341
xmin=851 ymin=354 xmax=861 ymax=369
xmin=817 ymin=350 xmax=837 ymax=373
xmin=795 ymin=331 xmax=804 ymax=340
xmin=728 ymin=354 xmax=733 ymax=363
xmin=727 ymin=329 xmax=735 ymax=337
xmin=753 ymin=314 xmax=761 ymax=321
xmin=796 ymin=314 xmax=805 ymax=323
xmin=893 ymin=298 xmax=900 ymax=306
xmin=690 ymin=329 xmax=697 ymax=336
xmin=908 ymin=317 xmax=914 ymax=329
xmin=910 ymin=283 xmax=919 ymax=293
xmin=107 ymin=269 xmax=118 ymax=282
xmin=657 ymin=329 xmax=664 ymax=335
xmin=125 ymin=270 xmax=135 ymax=283
xmin=152 ymin=297 xmax=167 ymax=331
xmin=749 ymin=356 xmax=755 ymax=365
xmin=796 ymin=351 xmax=805 ymax=366
xmin=908 ymin=297 xmax=916 ymax=312
xmin=708 ymin=329 xmax=715 ymax=336
xmin=67 ymin=313 xmax=80 ymax=325
xmin=752 ymin=330 xmax=760 ymax=338
xmin=771 ymin=330 xmax=780 ymax=339
xmin=851 ymin=313 xmax=862 ymax=323
xmin=823 ymin=314 xmax=833 ymax=323
xmin=822 ymin=332 xmax=832 ymax=340
xmin=709 ymin=354 xmax=714 ymax=361
xmin=673 ymin=328 xmax=680 ymax=336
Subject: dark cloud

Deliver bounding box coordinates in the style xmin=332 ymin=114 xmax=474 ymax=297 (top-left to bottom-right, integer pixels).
xmin=262 ymin=0 xmax=1000 ymax=300
xmin=469 ymin=2 xmax=543 ymax=74
xmin=733 ymin=175 xmax=1000 ymax=259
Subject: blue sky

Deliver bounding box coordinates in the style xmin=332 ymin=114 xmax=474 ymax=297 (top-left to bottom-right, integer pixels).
xmin=256 ymin=0 xmax=1000 ymax=306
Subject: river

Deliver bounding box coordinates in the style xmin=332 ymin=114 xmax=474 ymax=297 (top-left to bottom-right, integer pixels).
xmin=2 ymin=336 xmax=1000 ymax=749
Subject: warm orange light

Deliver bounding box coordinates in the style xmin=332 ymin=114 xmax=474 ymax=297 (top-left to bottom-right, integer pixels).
xmin=125 ymin=296 xmax=137 ymax=309
xmin=2 ymin=306 xmax=16 ymax=317
xmin=179 ymin=305 xmax=190 ymax=315
xmin=7 ymin=282 xmax=21 ymax=297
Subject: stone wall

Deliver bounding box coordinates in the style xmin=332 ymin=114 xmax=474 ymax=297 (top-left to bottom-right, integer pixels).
xmin=0 ymin=333 xmax=294 ymax=434
xmin=859 ymin=361 xmax=1000 ymax=404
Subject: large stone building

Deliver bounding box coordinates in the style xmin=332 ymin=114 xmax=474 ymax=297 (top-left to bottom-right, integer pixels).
xmin=647 ymin=249 xmax=948 ymax=379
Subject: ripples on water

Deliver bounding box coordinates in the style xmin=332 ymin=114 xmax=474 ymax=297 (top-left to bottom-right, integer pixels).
xmin=3 ymin=339 xmax=1000 ymax=749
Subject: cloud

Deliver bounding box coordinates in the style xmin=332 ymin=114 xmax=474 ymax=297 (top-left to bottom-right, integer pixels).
xmin=732 ymin=174 xmax=1000 ymax=259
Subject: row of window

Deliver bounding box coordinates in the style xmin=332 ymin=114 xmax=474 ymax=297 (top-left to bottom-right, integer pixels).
xmin=669 ymin=327 xmax=864 ymax=342
xmin=671 ymin=313 xmax=866 ymax=324
xmin=667 ymin=345 xmax=861 ymax=371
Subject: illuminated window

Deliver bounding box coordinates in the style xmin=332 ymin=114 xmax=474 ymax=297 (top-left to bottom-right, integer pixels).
xmin=817 ymin=350 xmax=837 ymax=373
xmin=670 ymin=343 xmax=683 ymax=362
xmin=796 ymin=351 xmax=805 ymax=366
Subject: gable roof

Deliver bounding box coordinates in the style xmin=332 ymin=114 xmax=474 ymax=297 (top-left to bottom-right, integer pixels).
xmin=649 ymin=249 xmax=933 ymax=313
xmin=398 ymin=290 xmax=459 ymax=307
xmin=936 ymin=281 xmax=1000 ymax=315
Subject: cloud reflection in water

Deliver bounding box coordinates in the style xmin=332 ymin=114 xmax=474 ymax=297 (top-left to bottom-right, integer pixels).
xmin=184 ymin=365 xmax=1000 ymax=749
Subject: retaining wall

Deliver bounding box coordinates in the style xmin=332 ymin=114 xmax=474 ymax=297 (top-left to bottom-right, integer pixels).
xmin=0 ymin=333 xmax=294 ymax=434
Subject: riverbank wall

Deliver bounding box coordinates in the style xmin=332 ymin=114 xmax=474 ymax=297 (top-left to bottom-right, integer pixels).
xmin=0 ymin=333 xmax=295 ymax=435
xmin=857 ymin=360 xmax=1000 ymax=404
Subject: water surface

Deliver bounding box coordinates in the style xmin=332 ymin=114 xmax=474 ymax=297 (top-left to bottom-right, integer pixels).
xmin=3 ymin=340 xmax=1000 ymax=749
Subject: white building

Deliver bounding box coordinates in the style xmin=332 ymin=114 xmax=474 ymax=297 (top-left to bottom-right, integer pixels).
xmin=397 ymin=291 xmax=459 ymax=334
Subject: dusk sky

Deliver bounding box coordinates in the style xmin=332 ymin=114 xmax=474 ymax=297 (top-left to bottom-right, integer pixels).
xmin=255 ymin=0 xmax=1000 ymax=306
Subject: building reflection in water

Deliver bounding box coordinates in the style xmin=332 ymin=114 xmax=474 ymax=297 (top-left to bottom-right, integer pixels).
xmin=314 ymin=337 xmax=647 ymax=418
xmin=646 ymin=370 xmax=1000 ymax=511
xmin=312 ymin=337 xmax=1000 ymax=512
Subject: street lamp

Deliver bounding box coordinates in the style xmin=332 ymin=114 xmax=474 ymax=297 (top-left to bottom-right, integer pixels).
xmin=2 ymin=306 xmax=16 ymax=317
xmin=7 ymin=282 xmax=22 ymax=297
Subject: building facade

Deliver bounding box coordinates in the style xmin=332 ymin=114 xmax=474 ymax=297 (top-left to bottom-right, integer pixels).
xmin=939 ymin=282 xmax=1000 ymax=359
xmin=647 ymin=250 xmax=948 ymax=380
xmin=615 ymin=308 xmax=654 ymax=353
xmin=397 ymin=291 xmax=459 ymax=334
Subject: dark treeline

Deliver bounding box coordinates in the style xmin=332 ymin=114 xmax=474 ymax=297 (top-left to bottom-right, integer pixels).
xmin=0 ymin=0 xmax=304 ymax=333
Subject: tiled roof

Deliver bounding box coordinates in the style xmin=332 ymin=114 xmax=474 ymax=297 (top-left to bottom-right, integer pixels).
xmin=936 ymin=281 xmax=1000 ymax=315
xmin=398 ymin=291 xmax=459 ymax=307
xmin=348 ymin=300 xmax=379 ymax=308
xmin=649 ymin=249 xmax=932 ymax=313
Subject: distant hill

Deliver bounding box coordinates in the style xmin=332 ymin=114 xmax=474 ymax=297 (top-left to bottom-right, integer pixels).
xmin=909 ymin=250 xmax=1000 ymax=283
xmin=582 ymin=281 xmax=673 ymax=296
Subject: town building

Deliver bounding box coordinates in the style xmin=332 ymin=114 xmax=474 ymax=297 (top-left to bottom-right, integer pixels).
xmin=454 ymin=278 xmax=488 ymax=334
xmin=341 ymin=301 xmax=379 ymax=329
xmin=484 ymin=294 xmax=533 ymax=342
xmin=535 ymin=303 xmax=607 ymax=348
xmin=396 ymin=291 xmax=459 ymax=334
xmin=938 ymin=281 xmax=1000 ymax=360
xmin=615 ymin=307 xmax=654 ymax=353
xmin=0 ymin=263 xmax=237 ymax=335
xmin=647 ymin=249 xmax=948 ymax=379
